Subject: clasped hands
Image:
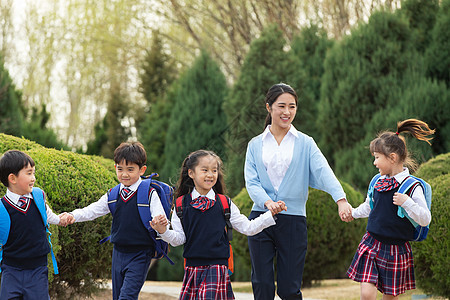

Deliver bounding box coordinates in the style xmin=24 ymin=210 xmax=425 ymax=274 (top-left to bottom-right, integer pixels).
xmin=58 ymin=212 xmax=75 ymax=227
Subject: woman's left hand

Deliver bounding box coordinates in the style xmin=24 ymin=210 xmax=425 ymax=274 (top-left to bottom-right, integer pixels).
xmin=337 ymin=198 xmax=353 ymax=222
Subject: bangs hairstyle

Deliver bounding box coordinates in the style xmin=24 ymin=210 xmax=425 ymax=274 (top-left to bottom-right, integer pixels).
xmin=369 ymin=119 xmax=435 ymax=172
xmin=114 ymin=141 xmax=147 ymax=168
xmin=0 ymin=150 xmax=35 ymax=187
xmin=175 ymin=150 xmax=226 ymax=198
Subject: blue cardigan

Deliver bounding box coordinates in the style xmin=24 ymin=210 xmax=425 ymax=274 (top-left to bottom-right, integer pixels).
xmin=244 ymin=130 xmax=346 ymax=217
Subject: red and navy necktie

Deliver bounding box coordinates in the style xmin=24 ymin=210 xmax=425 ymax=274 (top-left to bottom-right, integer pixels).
xmin=121 ymin=187 xmax=132 ymax=199
xmin=190 ymin=196 xmax=216 ymax=212
xmin=18 ymin=196 xmax=29 ymax=208
xmin=374 ymin=177 xmax=399 ymax=192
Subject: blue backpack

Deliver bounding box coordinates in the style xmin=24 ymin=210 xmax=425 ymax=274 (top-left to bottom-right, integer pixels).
xmin=102 ymin=173 xmax=174 ymax=265
xmin=0 ymin=187 xmax=58 ymax=273
xmin=367 ymin=174 xmax=432 ymax=241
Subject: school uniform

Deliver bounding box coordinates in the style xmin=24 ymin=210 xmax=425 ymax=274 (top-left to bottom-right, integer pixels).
xmin=244 ymin=125 xmax=346 ymax=300
xmin=70 ymin=177 xmax=165 ymax=300
xmin=160 ymin=188 xmax=276 ymax=300
xmin=0 ymin=189 xmax=60 ymax=300
xmin=348 ymin=168 xmax=431 ymax=296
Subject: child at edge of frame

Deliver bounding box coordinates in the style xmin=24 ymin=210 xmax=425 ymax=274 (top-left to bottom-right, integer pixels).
xmin=150 ymin=149 xmax=287 ymax=300
xmin=0 ymin=150 xmax=70 ymax=299
xmin=347 ymin=119 xmax=434 ymax=300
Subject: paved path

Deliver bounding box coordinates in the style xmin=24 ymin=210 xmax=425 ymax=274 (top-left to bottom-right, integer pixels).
xmin=103 ymin=281 xmax=320 ymax=299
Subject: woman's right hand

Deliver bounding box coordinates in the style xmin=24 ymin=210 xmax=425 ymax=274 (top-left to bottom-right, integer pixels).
xmin=265 ymin=200 xmax=287 ymax=215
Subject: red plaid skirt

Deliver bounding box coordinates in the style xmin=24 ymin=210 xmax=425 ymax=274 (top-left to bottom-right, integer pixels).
xmin=179 ymin=265 xmax=234 ymax=300
xmin=347 ymin=232 xmax=415 ymax=296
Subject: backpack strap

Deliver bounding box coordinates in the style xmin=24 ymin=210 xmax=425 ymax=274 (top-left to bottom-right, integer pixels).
xmin=0 ymin=200 xmax=11 ymax=273
xmin=99 ymin=184 xmax=121 ymax=244
xmin=139 ymin=179 xmax=174 ymax=265
xmin=368 ymin=174 xmax=381 ymax=210
xmin=32 ymin=187 xmax=59 ymax=275
xmin=397 ymin=176 xmax=421 ymax=219
xmin=217 ymin=194 xmax=233 ymax=241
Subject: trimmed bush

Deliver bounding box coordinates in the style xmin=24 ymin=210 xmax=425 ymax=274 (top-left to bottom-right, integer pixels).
xmin=231 ymin=181 xmax=366 ymax=286
xmin=0 ymin=134 xmax=118 ymax=298
xmin=412 ymin=153 xmax=450 ymax=298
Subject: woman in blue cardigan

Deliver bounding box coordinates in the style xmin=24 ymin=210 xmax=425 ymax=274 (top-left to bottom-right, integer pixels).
xmin=244 ymin=83 xmax=353 ymax=300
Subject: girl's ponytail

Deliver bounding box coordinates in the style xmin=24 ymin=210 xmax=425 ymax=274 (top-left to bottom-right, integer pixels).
xmin=397 ymin=119 xmax=435 ymax=145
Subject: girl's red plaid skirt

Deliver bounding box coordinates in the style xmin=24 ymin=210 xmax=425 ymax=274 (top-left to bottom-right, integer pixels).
xmin=179 ymin=264 xmax=234 ymax=300
xmin=347 ymin=232 xmax=415 ymax=296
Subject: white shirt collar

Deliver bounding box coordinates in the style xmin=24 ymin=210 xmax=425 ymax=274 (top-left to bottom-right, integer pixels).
xmin=380 ymin=167 xmax=410 ymax=183
xmin=120 ymin=177 xmax=142 ymax=191
xmin=262 ymin=124 xmax=298 ymax=140
xmin=6 ymin=188 xmax=32 ymax=204
xmin=191 ymin=187 xmax=216 ymax=200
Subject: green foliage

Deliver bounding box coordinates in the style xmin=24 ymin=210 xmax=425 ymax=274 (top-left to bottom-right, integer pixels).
xmin=401 ymin=0 xmax=439 ymax=52
xmin=0 ymin=134 xmax=118 ymax=299
xmin=0 ymin=56 xmax=24 ymax=136
xmin=289 ymin=25 xmax=333 ymax=139
xmin=22 ymin=104 xmax=67 ymax=150
xmin=412 ymin=153 xmax=450 ymax=298
xmin=425 ymin=0 xmax=450 ymax=84
xmin=137 ymin=31 xmax=177 ymax=175
xmin=231 ymin=182 xmax=366 ymax=286
xmin=162 ymin=51 xmax=228 ymax=182
xmin=224 ymin=24 xmax=298 ymax=196
xmin=155 ymin=245 xmax=185 ymax=281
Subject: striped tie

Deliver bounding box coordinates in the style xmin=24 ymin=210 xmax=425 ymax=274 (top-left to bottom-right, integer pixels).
xmin=121 ymin=187 xmax=132 ymax=199
xmin=18 ymin=196 xmax=29 ymax=208
xmin=190 ymin=196 xmax=216 ymax=212
xmin=374 ymin=177 xmax=399 ymax=192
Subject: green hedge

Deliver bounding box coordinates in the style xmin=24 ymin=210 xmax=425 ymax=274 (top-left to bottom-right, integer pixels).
xmin=412 ymin=153 xmax=449 ymax=298
xmin=231 ymin=181 xmax=366 ymax=286
xmin=0 ymin=134 xmax=118 ymax=298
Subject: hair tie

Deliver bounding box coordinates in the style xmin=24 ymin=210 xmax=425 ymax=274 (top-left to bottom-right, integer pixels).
xmin=395 ymin=132 xmax=399 ymax=135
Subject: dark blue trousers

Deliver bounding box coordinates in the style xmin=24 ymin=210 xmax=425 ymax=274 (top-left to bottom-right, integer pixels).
xmin=0 ymin=264 xmax=50 ymax=300
xmin=248 ymin=211 xmax=307 ymax=300
xmin=111 ymin=248 xmax=154 ymax=300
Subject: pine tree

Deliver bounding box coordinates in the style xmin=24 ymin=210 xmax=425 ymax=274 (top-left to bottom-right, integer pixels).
xmin=223 ymin=24 xmax=298 ymax=196
xmin=137 ymin=31 xmax=176 ymax=174
xmin=0 ymin=56 xmax=24 ymax=136
xmin=289 ymin=25 xmax=333 ymax=139
xmin=161 ymin=51 xmax=228 ymax=182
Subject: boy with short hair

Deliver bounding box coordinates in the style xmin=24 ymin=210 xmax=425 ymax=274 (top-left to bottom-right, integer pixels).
xmin=0 ymin=150 xmax=67 ymax=299
xmin=66 ymin=141 xmax=167 ymax=300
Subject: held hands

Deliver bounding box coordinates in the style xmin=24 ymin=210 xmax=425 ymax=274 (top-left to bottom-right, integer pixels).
xmin=393 ymin=192 xmax=408 ymax=206
xmin=150 ymin=214 xmax=169 ymax=234
xmin=337 ymin=199 xmax=353 ymax=222
xmin=58 ymin=212 xmax=75 ymax=227
xmin=264 ymin=200 xmax=288 ymax=216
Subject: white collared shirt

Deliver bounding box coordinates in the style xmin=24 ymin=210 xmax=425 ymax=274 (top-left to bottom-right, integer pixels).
xmin=71 ymin=177 xmax=165 ymax=222
xmin=352 ymin=168 xmax=431 ymax=226
xmin=262 ymin=125 xmax=298 ymax=191
xmin=5 ymin=188 xmax=61 ymax=225
xmin=160 ymin=187 xmax=276 ymax=247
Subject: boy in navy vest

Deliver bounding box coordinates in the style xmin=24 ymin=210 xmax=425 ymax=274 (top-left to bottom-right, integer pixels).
xmin=65 ymin=141 xmax=167 ymax=300
xmin=0 ymin=150 xmax=68 ymax=299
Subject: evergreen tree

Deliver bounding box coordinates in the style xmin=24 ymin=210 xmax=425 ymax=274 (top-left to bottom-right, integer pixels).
xmin=318 ymin=11 xmax=417 ymax=166
xmin=425 ymin=0 xmax=450 ymax=85
xmin=161 ymin=51 xmax=228 ymax=182
xmin=289 ymin=25 xmax=333 ymax=139
xmin=223 ymin=24 xmax=298 ymax=196
xmin=0 ymin=56 xmax=24 ymax=136
xmin=137 ymin=32 xmax=176 ymax=174
xmin=401 ymin=0 xmax=440 ymax=53
xmin=22 ymin=104 xmax=67 ymax=149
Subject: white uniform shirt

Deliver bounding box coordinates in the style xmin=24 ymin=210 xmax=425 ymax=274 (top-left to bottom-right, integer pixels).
xmin=160 ymin=188 xmax=276 ymax=247
xmin=262 ymin=125 xmax=298 ymax=191
xmin=352 ymin=168 xmax=431 ymax=226
xmin=71 ymin=177 xmax=165 ymax=222
xmin=6 ymin=188 xmax=61 ymax=225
